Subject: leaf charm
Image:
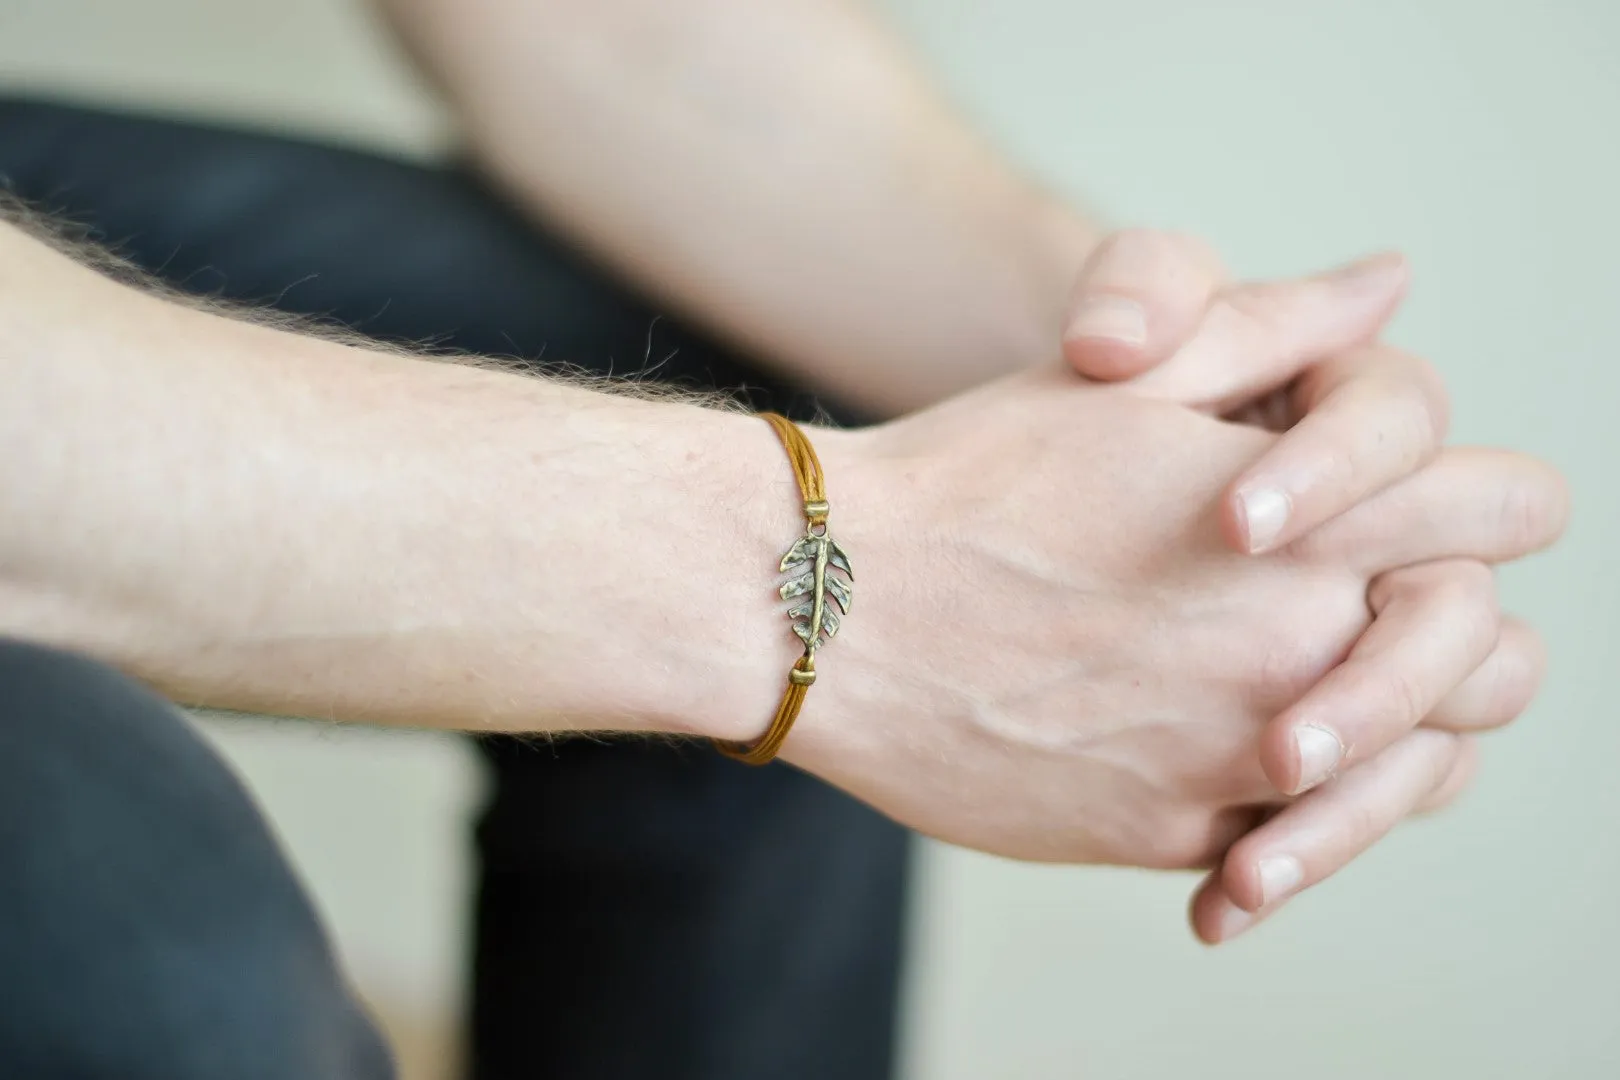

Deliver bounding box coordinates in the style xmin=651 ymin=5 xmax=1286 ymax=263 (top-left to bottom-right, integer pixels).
xmin=778 ymin=531 xmax=853 ymax=649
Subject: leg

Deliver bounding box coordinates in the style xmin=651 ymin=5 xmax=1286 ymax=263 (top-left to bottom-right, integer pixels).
xmin=0 ymin=100 xmax=908 ymax=1080
xmin=0 ymin=639 xmax=395 ymax=1080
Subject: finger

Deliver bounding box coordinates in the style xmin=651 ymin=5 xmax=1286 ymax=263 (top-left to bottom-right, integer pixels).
xmin=1293 ymin=447 xmax=1571 ymax=574
xmin=1190 ymin=865 xmax=1292 ymax=945
xmin=1124 ymin=251 xmax=1409 ymax=411
xmin=1158 ymin=804 xmax=1273 ymax=871
xmin=1062 ymin=230 xmax=1227 ymax=381
xmin=1191 ymin=739 xmax=1476 ymax=943
xmin=1425 ymin=617 xmax=1545 ymax=732
xmin=1223 ymin=343 xmax=1449 ymax=553
xmin=1417 ymin=736 xmax=1481 ymax=813
xmin=1261 ymin=559 xmax=1498 ymax=796
xmin=1220 ymin=728 xmax=1466 ymax=918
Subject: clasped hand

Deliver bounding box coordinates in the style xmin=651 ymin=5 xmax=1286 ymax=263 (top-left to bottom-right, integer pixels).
xmin=786 ymin=231 xmax=1567 ymax=944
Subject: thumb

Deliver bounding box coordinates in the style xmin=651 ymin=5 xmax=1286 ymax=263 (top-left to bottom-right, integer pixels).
xmin=1061 ymin=229 xmax=1228 ymax=382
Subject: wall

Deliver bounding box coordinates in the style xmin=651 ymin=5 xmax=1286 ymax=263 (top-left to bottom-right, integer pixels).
xmin=881 ymin=4 xmax=1619 ymax=1076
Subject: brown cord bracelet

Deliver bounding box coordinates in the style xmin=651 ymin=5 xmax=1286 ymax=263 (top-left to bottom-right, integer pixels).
xmin=715 ymin=413 xmax=853 ymax=765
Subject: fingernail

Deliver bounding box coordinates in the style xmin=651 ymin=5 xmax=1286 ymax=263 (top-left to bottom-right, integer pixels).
xmin=1238 ymin=486 xmax=1291 ymax=552
xmin=1064 ymin=294 xmax=1148 ymax=348
xmin=1293 ymin=724 xmax=1344 ymax=793
xmin=1256 ymin=855 xmax=1305 ymax=906
xmin=1217 ymin=900 xmax=1254 ymax=942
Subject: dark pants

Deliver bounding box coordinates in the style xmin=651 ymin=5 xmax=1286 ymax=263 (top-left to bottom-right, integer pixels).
xmin=0 ymin=100 xmax=908 ymax=1080
xmin=0 ymin=640 xmax=397 ymax=1080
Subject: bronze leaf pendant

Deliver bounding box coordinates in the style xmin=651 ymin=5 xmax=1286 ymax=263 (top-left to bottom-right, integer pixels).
xmin=778 ymin=530 xmax=853 ymax=650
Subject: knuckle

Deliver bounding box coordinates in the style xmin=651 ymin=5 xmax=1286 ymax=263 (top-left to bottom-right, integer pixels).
xmin=1488 ymin=629 xmax=1547 ymax=722
xmin=1497 ymin=477 xmax=1564 ymax=554
xmin=1140 ymin=809 xmax=1224 ymax=871
xmin=1469 ymin=663 xmax=1519 ymax=731
xmin=1170 ymin=231 xmax=1226 ymax=280
xmin=1328 ymin=801 xmax=1382 ymax=855
xmin=1301 ymin=443 xmax=1366 ymax=515
xmin=1419 ymin=738 xmax=1478 ymax=810
xmin=1512 ymin=626 xmax=1550 ymax=699
xmin=1257 ymin=634 xmax=1341 ymax=705
xmin=1438 ymin=562 xmax=1502 ymax=645
xmin=1423 ymin=736 xmax=1464 ymax=795
xmin=1374 ymin=666 xmax=1429 ymax=735
xmin=1256 ymin=632 xmax=1323 ymax=701
xmin=1380 ymin=560 xmax=1499 ymax=634
xmin=1257 ymin=641 xmax=1321 ymax=702
xmin=1317 ymin=352 xmax=1444 ymax=496
xmin=1438 ymin=558 xmax=1498 ymax=605
xmin=1449 ymin=557 xmax=1497 ymax=593
xmin=1418 ymin=362 xmax=1452 ymax=442
xmin=1375 ymin=378 xmax=1443 ymax=475
xmin=1252 ymin=588 xmax=1366 ymax=700
xmin=1424 ymin=778 xmax=1469 ymax=813
xmin=1391 ymin=348 xmax=1451 ymax=442
xmin=1222 ymin=287 xmax=1293 ymax=353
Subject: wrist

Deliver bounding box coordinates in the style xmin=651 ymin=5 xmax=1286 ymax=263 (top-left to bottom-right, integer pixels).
xmin=658 ymin=415 xmax=881 ymax=747
xmin=755 ymin=421 xmax=912 ymax=776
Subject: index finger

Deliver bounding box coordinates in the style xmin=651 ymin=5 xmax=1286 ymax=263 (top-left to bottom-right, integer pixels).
xmin=1223 ymin=343 xmax=1450 ymax=554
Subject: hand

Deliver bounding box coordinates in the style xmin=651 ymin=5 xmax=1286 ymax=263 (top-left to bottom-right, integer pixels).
xmin=1064 ymin=228 xmax=1443 ymax=555
xmin=784 ymin=366 xmax=1563 ymax=889
xmin=1058 ymin=230 xmax=1566 ymax=940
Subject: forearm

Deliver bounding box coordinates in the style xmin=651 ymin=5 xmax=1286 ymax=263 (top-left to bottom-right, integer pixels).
xmin=0 ymin=220 xmax=798 ymax=738
xmin=374 ymin=0 xmax=1096 ymax=416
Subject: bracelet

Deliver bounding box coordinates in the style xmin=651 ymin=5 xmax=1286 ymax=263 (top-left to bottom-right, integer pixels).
xmin=715 ymin=412 xmax=853 ymax=765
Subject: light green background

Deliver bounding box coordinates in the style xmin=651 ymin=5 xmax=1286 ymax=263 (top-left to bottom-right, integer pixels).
xmin=2 ymin=2 xmax=1614 ymax=1077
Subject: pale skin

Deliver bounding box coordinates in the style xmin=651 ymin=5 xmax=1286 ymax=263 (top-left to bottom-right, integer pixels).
xmin=0 ymin=0 xmax=1568 ymax=944
xmin=373 ymin=0 xmax=1095 ymax=415
xmin=370 ymin=0 xmax=1567 ymax=937
xmin=0 ymin=216 xmax=1563 ymax=943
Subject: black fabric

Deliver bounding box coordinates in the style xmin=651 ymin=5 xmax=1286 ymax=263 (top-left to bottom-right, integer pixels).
xmin=0 ymin=99 xmax=908 ymax=1080
xmin=0 ymin=638 xmax=397 ymax=1080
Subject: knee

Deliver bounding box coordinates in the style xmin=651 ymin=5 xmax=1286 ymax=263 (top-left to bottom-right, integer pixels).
xmin=0 ymin=639 xmax=395 ymax=1079
xmin=0 ymin=637 xmax=252 ymax=815
xmin=0 ymin=636 xmax=181 ymax=750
